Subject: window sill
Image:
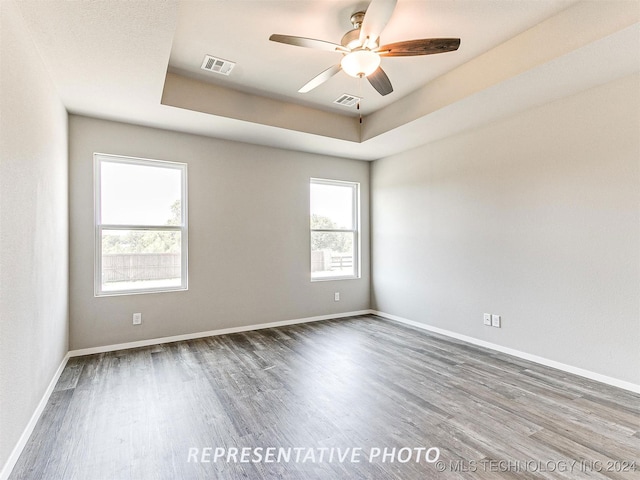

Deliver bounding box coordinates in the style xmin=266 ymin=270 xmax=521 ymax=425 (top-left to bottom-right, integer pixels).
xmin=311 ymin=276 xmax=360 ymax=282
xmin=95 ymin=286 xmax=188 ymax=297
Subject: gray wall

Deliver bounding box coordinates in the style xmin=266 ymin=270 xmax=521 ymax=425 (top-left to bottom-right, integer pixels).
xmin=0 ymin=1 xmax=69 ymax=472
xmin=371 ymin=74 xmax=640 ymax=385
xmin=69 ymin=116 xmax=370 ymax=350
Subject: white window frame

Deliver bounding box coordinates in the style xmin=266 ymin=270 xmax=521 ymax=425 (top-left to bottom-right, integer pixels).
xmin=310 ymin=178 xmax=360 ymax=282
xmin=94 ymin=153 xmax=188 ymax=296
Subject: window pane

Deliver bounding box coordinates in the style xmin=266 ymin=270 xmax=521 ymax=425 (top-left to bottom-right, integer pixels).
xmin=101 ymin=230 xmax=182 ymax=292
xmin=311 ymin=231 xmax=355 ymax=278
xmin=101 ymin=161 xmax=182 ymax=226
xmin=310 ymin=183 xmax=353 ymax=229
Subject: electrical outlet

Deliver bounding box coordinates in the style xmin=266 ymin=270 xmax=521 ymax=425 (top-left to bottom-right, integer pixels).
xmin=491 ymin=314 xmax=501 ymax=328
xmin=334 ymin=292 xmax=340 ymax=302
xmin=133 ymin=313 xmax=142 ymax=325
xmin=483 ymin=313 xmax=492 ymax=326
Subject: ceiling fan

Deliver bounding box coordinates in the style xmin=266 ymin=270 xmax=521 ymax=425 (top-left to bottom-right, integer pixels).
xmin=269 ymin=0 xmax=460 ymax=96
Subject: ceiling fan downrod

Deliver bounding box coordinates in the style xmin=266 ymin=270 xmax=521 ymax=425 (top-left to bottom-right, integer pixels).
xmin=350 ymin=11 xmax=365 ymax=29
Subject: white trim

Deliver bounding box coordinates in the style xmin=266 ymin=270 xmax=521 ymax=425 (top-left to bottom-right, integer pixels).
xmin=1 ymin=311 xmax=371 ymax=479
xmin=373 ymin=310 xmax=640 ymax=394
xmin=69 ymin=310 xmax=372 ymax=357
xmin=4 ymin=309 xmax=637 ymax=480
xmin=0 ymin=353 xmax=70 ymax=480
xmin=310 ymin=178 xmax=360 ymax=282
xmin=93 ymin=153 xmax=188 ymax=297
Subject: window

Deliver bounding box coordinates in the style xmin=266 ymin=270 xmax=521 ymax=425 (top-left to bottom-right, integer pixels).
xmin=310 ymin=178 xmax=359 ymax=281
xmin=94 ymin=153 xmax=187 ymax=296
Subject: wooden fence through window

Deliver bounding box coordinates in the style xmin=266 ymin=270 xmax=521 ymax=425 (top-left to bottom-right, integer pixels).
xmin=102 ymin=253 xmax=180 ymax=283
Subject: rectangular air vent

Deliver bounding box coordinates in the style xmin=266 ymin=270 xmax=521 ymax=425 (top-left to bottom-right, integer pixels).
xmin=201 ymin=55 xmax=235 ymax=76
xmin=333 ymin=94 xmax=361 ymax=107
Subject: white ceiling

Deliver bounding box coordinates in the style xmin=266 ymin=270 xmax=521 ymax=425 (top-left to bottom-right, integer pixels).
xmin=14 ymin=0 xmax=640 ymax=160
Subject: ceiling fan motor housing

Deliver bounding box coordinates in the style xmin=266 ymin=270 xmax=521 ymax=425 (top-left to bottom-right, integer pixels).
xmin=341 ymin=28 xmax=361 ymax=50
xmin=342 ymin=12 xmax=370 ymax=50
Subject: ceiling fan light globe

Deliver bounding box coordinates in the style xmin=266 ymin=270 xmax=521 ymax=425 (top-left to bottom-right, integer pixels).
xmin=341 ymin=50 xmax=381 ymax=78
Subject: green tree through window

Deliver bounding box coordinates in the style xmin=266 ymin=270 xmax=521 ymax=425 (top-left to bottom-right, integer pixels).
xmin=310 ymin=214 xmax=352 ymax=253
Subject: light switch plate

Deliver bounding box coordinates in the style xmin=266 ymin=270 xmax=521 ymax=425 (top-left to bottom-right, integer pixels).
xmin=483 ymin=313 xmax=492 ymax=326
xmin=491 ymin=314 xmax=501 ymax=328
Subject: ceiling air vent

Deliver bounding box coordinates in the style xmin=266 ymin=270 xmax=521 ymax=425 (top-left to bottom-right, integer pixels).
xmin=201 ymin=55 xmax=235 ymax=76
xmin=333 ymin=94 xmax=361 ymax=108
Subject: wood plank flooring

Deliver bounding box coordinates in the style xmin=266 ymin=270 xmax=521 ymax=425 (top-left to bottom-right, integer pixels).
xmin=9 ymin=315 xmax=640 ymax=479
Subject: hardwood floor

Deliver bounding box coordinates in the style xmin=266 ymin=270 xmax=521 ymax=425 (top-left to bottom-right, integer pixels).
xmin=10 ymin=315 xmax=639 ymax=479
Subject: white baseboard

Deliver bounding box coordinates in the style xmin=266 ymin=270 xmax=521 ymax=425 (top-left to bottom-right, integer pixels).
xmin=0 ymin=353 xmax=70 ymax=480
xmin=2 ymin=310 xmax=371 ymax=479
xmin=4 ymin=308 xmax=635 ymax=480
xmin=69 ymin=310 xmax=373 ymax=357
xmin=373 ymin=310 xmax=640 ymax=394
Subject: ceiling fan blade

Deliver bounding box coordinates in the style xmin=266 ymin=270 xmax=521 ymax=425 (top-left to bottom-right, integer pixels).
xmin=269 ymin=34 xmax=347 ymax=53
xmin=377 ymin=38 xmax=461 ymax=57
xmin=298 ymin=64 xmax=342 ymax=93
xmin=367 ymin=66 xmax=393 ymax=96
xmin=359 ymin=0 xmax=397 ymax=49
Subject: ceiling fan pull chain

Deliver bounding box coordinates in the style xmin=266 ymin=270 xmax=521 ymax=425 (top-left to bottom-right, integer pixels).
xmin=358 ymin=77 xmax=363 ymax=125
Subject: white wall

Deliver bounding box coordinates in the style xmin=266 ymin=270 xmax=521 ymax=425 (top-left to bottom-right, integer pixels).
xmin=371 ymin=74 xmax=640 ymax=385
xmin=0 ymin=1 xmax=69 ymax=473
xmin=69 ymin=116 xmax=370 ymax=350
